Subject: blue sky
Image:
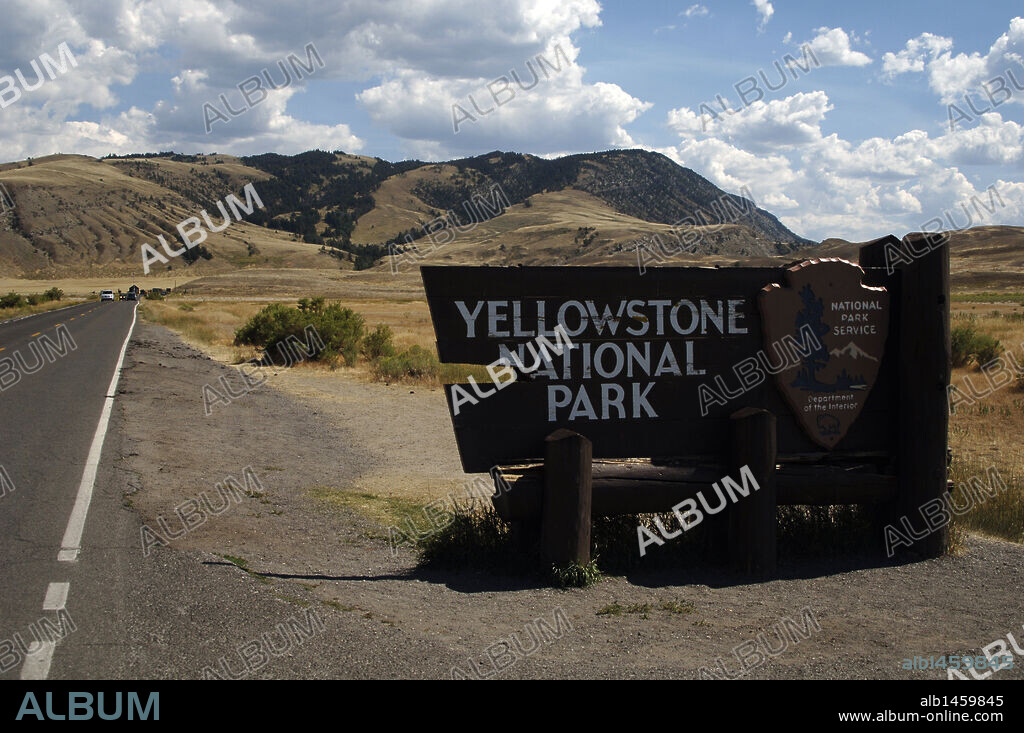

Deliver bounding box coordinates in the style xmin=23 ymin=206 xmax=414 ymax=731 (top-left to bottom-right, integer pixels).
xmin=1 ymin=0 xmax=1022 ymax=241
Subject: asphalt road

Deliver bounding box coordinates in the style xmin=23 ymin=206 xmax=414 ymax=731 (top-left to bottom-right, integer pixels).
xmin=0 ymin=300 xmax=137 ymax=679
xmin=0 ymin=302 xmax=356 ymax=680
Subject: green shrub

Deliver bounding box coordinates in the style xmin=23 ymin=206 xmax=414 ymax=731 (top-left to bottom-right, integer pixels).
xmin=951 ymin=324 xmax=1003 ymax=368
xmin=297 ymin=296 xmax=325 ymax=314
xmin=26 ymin=293 xmax=42 ymax=306
xmin=234 ymin=299 xmax=365 ymax=365
xmin=371 ymin=345 xmax=439 ymax=380
xmin=552 ymin=560 xmax=602 ymax=588
xmin=235 ymin=303 xmax=307 ymax=346
xmin=43 ymin=287 xmax=63 ymax=301
xmin=0 ymin=292 xmax=26 ymax=309
xmin=314 ymin=303 xmax=365 ymax=365
xmin=361 ymin=324 xmax=396 ymax=362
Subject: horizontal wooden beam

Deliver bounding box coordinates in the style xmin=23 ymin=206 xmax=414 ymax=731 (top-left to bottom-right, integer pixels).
xmin=491 ymin=464 xmax=898 ymax=520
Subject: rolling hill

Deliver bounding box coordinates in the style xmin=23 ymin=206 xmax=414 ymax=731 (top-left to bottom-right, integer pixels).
xmin=801 ymin=226 xmax=1024 ymax=289
xmin=0 ymin=149 xmax=807 ymax=278
xmin=2 ymin=149 xmax=1022 ymax=291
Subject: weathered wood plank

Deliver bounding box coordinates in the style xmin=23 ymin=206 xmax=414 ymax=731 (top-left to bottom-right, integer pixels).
xmin=491 ymin=463 xmax=899 ymax=520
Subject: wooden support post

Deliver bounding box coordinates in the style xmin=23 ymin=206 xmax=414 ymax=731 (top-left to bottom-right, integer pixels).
xmin=896 ymin=232 xmax=951 ymax=557
xmin=859 ymin=235 xmax=904 ymax=554
xmin=860 ymin=233 xmax=951 ymax=558
xmin=541 ymin=429 xmax=593 ymax=567
xmin=728 ymin=408 xmax=777 ymax=577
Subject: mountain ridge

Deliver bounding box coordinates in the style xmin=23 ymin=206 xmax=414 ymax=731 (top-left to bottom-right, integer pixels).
xmin=0 ymin=148 xmax=807 ymax=277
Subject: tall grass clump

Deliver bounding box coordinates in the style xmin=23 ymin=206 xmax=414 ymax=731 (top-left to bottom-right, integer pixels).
xmin=948 ymin=457 xmax=1024 ymax=544
xmin=416 ymin=506 xmax=514 ymax=570
xmin=367 ymin=335 xmax=486 ymax=385
xmin=951 ymin=324 xmax=1002 ymax=367
xmin=143 ymin=306 xmax=220 ymax=344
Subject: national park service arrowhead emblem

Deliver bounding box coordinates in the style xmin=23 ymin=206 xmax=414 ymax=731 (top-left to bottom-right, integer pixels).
xmin=759 ymin=259 xmax=890 ymax=449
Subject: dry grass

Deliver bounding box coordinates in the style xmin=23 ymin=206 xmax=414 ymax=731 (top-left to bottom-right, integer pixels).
xmin=139 ymin=295 xmax=483 ymax=384
xmin=0 ymin=275 xmax=197 ymax=296
xmin=0 ymin=298 xmax=82 ymax=324
xmin=142 ymin=296 xmax=434 ymax=352
xmin=141 ymin=299 xmax=266 ymax=355
xmin=948 ymin=300 xmax=1024 ymax=543
xmin=948 ymin=457 xmax=1024 ymax=544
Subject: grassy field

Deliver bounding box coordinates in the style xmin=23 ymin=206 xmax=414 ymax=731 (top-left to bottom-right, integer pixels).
xmin=140 ymin=294 xmax=484 ymax=385
xmin=0 ymin=297 xmax=86 ymax=324
xmin=141 ymin=295 xmax=435 ymax=354
xmin=952 ymin=292 xmax=1024 ymax=305
xmin=948 ymin=299 xmax=1024 ymax=543
xmin=0 ymin=275 xmax=198 ymax=296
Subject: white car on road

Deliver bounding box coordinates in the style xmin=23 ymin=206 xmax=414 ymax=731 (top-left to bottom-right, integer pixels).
xmin=100 ymin=290 xmax=114 ymax=302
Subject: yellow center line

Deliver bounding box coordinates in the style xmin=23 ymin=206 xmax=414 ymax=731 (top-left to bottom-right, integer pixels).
xmin=31 ymin=332 xmax=41 ymax=337
xmin=0 ymin=347 xmax=5 ymax=352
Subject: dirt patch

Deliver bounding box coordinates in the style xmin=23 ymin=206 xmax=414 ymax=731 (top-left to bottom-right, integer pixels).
xmin=118 ymin=322 xmax=1024 ymax=679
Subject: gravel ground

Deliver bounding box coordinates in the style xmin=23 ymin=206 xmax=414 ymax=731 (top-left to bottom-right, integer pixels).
xmin=114 ymin=321 xmax=1024 ymax=679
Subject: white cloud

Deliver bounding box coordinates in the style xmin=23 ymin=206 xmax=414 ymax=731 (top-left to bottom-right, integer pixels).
xmin=881 ymin=32 xmax=953 ymax=77
xmin=663 ymin=89 xmax=1024 ymax=241
xmin=0 ymin=0 xmax=632 ymax=160
xmin=683 ymin=5 xmax=708 ymax=19
xmin=358 ymin=41 xmax=651 ymax=157
xmin=801 ymin=27 xmax=872 ymax=67
xmin=668 ymin=92 xmax=833 ymax=152
xmin=659 ymin=138 xmax=795 ymax=195
xmin=752 ymin=0 xmax=773 ymax=32
xmin=928 ymin=112 xmax=1024 ymax=166
xmin=882 ymin=18 xmax=1024 ymax=104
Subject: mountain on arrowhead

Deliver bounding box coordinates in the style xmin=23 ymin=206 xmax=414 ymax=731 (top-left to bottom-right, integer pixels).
xmin=829 ymin=341 xmax=878 ymax=362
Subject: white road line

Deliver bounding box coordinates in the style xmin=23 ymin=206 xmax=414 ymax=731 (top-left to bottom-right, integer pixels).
xmin=42 ymin=582 xmax=70 ymax=611
xmin=20 ymin=641 xmax=56 ymax=680
xmin=58 ymin=304 xmax=138 ymax=562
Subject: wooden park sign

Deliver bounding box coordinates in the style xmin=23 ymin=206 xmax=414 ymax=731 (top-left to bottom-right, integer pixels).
xmin=421 ymin=233 xmax=951 ymax=574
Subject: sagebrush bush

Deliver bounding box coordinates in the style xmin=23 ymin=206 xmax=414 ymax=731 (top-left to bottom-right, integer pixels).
xmin=361 ymin=324 xmax=396 ymax=362
xmin=371 ymin=344 xmax=440 ymax=380
xmin=234 ymin=299 xmax=365 ymax=365
xmin=314 ymin=303 xmax=366 ymax=365
xmin=951 ymin=324 xmax=1002 ymax=368
xmin=0 ymin=292 xmax=26 ymax=308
